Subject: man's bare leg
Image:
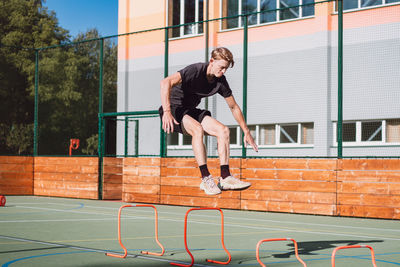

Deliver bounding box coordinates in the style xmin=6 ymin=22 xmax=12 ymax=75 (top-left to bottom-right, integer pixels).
xmin=200 ymin=116 xmax=230 ymax=166
xmin=201 ymin=116 xmax=251 ymax=190
xmin=181 ymin=115 xmax=221 ymax=195
xmin=181 ymin=115 xmax=207 ymax=166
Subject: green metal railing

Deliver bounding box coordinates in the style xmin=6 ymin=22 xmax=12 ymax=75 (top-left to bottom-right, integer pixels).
xmin=337 ymin=0 xmax=344 ymax=159
xmin=31 ymin=0 xmax=341 ymax=160
xmin=27 ymin=0 xmax=357 ymax=198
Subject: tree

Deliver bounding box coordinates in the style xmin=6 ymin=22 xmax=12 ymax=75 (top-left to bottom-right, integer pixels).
xmin=37 ymin=29 xmax=117 ymax=155
xmin=0 ymin=1 xmax=117 ymax=155
xmin=0 ymin=0 xmax=69 ymax=155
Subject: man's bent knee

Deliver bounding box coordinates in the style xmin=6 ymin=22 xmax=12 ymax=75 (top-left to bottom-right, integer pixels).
xmin=183 ymin=120 xmax=204 ymax=138
xmin=218 ymin=125 xmax=230 ymax=140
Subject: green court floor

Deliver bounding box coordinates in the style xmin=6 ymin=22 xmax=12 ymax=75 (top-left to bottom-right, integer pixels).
xmin=0 ymin=196 xmax=399 ymax=266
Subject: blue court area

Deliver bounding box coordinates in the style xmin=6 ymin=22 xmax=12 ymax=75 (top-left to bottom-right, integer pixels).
xmin=0 ymin=196 xmax=399 ymax=266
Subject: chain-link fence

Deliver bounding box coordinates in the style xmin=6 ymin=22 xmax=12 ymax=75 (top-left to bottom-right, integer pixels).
xmin=1 ymin=0 xmax=399 ymax=158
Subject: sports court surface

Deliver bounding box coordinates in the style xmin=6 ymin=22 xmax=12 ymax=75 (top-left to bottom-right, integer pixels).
xmin=1 ymin=196 xmax=399 ymax=266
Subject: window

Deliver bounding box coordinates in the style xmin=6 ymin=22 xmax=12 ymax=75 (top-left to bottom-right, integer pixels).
xmin=280 ymin=124 xmax=298 ymax=143
xmin=167 ymin=122 xmax=314 ymax=149
xmin=167 ymin=132 xmax=179 ymax=145
xmin=362 ymin=121 xmax=382 ymax=142
xmin=277 ymin=123 xmax=313 ymax=145
xmin=169 ymin=0 xmax=204 ymax=38
xmin=334 ymin=119 xmax=400 ymax=145
xmin=222 ymin=0 xmax=315 ymax=30
xmin=343 ymin=122 xmax=356 ymax=142
xmin=335 ymin=0 xmax=399 ymax=11
xmin=167 ymin=132 xmax=193 ymax=147
xmin=302 ymin=123 xmax=314 ymax=144
xmin=183 ymin=134 xmax=192 ymax=145
xmin=229 ymin=122 xmax=313 ymax=148
xmin=229 ymin=126 xmax=238 ymax=145
xmin=387 ymin=119 xmax=400 ymax=143
xmin=259 ymin=124 xmax=275 ymax=145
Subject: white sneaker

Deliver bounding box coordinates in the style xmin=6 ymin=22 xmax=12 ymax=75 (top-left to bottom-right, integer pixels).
xmin=200 ymin=175 xmax=221 ymax=195
xmin=218 ymin=176 xmax=251 ymax=190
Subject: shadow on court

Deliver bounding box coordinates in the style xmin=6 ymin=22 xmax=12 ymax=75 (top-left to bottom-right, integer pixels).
xmin=236 ymin=239 xmax=384 ymax=264
xmin=274 ymin=239 xmax=384 ymax=258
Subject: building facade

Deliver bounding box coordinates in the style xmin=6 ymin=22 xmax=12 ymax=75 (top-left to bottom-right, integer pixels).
xmin=117 ymin=0 xmax=400 ymax=157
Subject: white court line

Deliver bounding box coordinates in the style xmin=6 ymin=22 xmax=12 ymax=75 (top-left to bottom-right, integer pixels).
xmin=80 ymin=203 xmax=400 ymax=233
xmin=7 ymin=203 xmax=400 ymax=240
xmin=11 ymin=203 xmax=400 ymax=235
xmin=0 ymin=218 xmax=115 ymax=223
xmin=5 ymin=204 xmax=400 ymax=241
xmin=0 ymin=235 xmax=211 ymax=267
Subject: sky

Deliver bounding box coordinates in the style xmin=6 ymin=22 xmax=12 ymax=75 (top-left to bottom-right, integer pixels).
xmin=44 ymin=0 xmax=119 ymax=38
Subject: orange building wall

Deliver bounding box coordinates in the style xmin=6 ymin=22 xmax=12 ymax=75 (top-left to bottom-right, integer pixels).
xmin=117 ymin=1 xmax=400 ymax=60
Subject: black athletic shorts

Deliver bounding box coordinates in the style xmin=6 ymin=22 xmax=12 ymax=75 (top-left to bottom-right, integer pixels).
xmin=158 ymin=106 xmax=211 ymax=134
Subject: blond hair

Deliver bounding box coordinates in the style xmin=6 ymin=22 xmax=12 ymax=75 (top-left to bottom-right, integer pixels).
xmin=211 ymin=47 xmax=234 ymax=68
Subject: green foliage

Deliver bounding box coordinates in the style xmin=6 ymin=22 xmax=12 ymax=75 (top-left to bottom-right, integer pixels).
xmin=5 ymin=123 xmax=34 ymax=155
xmin=0 ymin=0 xmax=117 ymax=155
xmin=82 ymin=134 xmax=98 ymax=155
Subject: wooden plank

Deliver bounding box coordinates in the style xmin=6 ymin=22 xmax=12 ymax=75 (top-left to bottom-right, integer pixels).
xmin=338 ymin=193 xmax=400 ymax=207
xmin=161 ymin=195 xmax=240 ymax=209
xmin=123 ymin=184 xmax=160 ymax=194
xmin=0 ymin=185 xmax=33 ymax=195
xmin=245 ymin=179 xmax=336 ymax=192
xmin=160 ymin=185 xmax=240 ymax=198
xmin=124 ymin=175 xmax=160 ymax=185
xmin=241 ymin=199 xmax=336 ymax=215
xmin=241 ymin=190 xmax=336 ymax=204
xmin=337 ymin=204 xmax=395 ymax=219
xmin=123 ymin=192 xmax=160 ymax=203
xmin=0 ymin=156 xmax=33 ymax=164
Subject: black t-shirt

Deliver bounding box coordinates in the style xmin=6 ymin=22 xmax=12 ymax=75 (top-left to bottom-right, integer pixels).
xmin=169 ymin=62 xmax=232 ymax=108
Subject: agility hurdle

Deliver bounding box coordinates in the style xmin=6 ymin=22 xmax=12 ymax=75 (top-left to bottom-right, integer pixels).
xmin=170 ymin=207 xmax=231 ymax=267
xmin=256 ymin=238 xmax=307 ymax=267
xmin=331 ymin=245 xmax=377 ymax=267
xmin=106 ymin=204 xmax=165 ymax=258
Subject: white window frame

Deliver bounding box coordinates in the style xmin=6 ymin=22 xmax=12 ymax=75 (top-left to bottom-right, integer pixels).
xmin=219 ymin=0 xmax=315 ymax=31
xmin=333 ymin=119 xmax=400 ymax=147
xmin=334 ymin=0 xmax=400 ymax=13
xmin=167 ymin=133 xmax=193 ymax=149
xmin=167 ymin=0 xmax=204 ymax=39
xmin=229 ymin=126 xmax=242 ymax=148
xmin=276 ymin=123 xmax=312 ymax=147
xmin=231 ymin=122 xmax=314 ymax=149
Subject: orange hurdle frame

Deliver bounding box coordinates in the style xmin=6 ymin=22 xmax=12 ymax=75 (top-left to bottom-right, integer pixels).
xmin=331 ymin=245 xmax=377 ymax=267
xmin=256 ymin=238 xmax=307 ymax=267
xmin=106 ymin=204 xmax=165 ymax=258
xmin=170 ymin=207 xmax=231 ymax=267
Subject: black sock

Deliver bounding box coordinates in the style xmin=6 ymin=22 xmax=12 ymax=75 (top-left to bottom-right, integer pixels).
xmin=199 ymin=164 xmax=210 ymax=178
xmin=220 ymin=165 xmax=231 ymax=179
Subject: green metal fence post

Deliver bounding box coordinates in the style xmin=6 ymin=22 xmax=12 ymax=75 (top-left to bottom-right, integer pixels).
xmin=242 ymin=15 xmax=248 ymax=159
xmin=205 ymin=0 xmax=210 ymax=155
xmin=161 ymin=27 xmax=169 ymax=158
xmin=338 ymin=0 xmax=343 ymax=159
xmin=135 ymin=120 xmax=139 ymax=157
xmin=34 ymin=49 xmax=39 ymax=156
xmin=98 ymin=38 xmax=104 ymax=200
xmin=205 ymin=0 xmax=209 ymax=111
xmin=124 ymin=117 xmax=128 ymax=156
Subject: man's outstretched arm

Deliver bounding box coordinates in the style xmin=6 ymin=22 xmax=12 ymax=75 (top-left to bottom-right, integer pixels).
xmin=224 ymin=95 xmax=258 ymax=152
xmin=160 ymin=72 xmax=181 ymax=133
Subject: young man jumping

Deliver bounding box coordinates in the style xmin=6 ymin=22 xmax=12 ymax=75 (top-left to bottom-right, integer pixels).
xmin=159 ymin=47 xmax=258 ymax=195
